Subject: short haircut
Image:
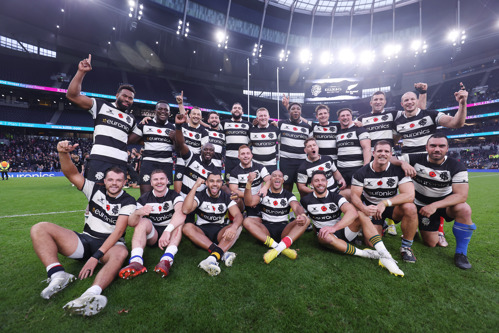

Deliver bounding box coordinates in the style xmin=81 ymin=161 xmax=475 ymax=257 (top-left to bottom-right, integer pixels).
xmin=238 ymin=145 xmax=251 ymax=153
xmin=371 ymin=91 xmax=386 ymax=99
xmin=315 ymin=104 xmax=329 ymax=115
xmin=188 ymin=106 xmax=201 ymax=116
xmin=374 ymin=140 xmax=393 ymax=150
xmin=336 ymin=108 xmax=353 ymax=117
xmin=232 ymin=102 xmax=243 ymax=109
xmin=104 ymin=166 xmax=126 ymax=179
xmin=257 ymin=107 xmax=269 ymax=114
xmin=208 ymin=111 xmax=219 ymax=118
xmin=117 ymin=84 xmax=136 ymax=95
xmin=427 ymin=133 xmax=449 ymax=145
xmin=207 ymin=171 xmax=222 ymax=180
xmin=155 ymin=100 xmax=170 ymax=109
xmin=304 ymin=137 xmax=317 ymax=147
xmin=288 ymin=102 xmax=302 ymax=110
xmin=151 ymin=169 xmax=167 ymax=178
xmin=311 ymin=170 xmax=327 ymax=180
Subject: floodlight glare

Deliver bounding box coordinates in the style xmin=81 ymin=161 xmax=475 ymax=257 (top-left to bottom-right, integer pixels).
xmin=299 ymin=49 xmax=311 ymax=63
xmin=319 ymin=51 xmax=332 ymax=65
xmin=447 ymin=29 xmax=459 ymax=42
xmin=338 ymin=48 xmax=355 ymax=64
xmin=216 ymin=31 xmax=225 ymax=44
xmin=411 ymin=40 xmax=422 ymax=51
xmin=383 ymin=43 xmax=401 ymax=58
xmin=129 ymin=1 xmax=135 ymax=7
xmin=359 ymin=49 xmax=375 ymax=65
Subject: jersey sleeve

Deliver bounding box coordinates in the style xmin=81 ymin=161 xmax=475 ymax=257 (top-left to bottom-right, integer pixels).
xmin=119 ymin=196 xmax=137 ymax=216
xmin=357 ymin=127 xmax=370 ymax=140
xmin=351 ymin=168 xmax=364 ymax=187
xmin=296 ymin=165 xmax=308 ymax=184
xmin=331 ymin=191 xmax=348 ymax=208
xmin=81 ymin=179 xmax=96 ymax=201
xmin=88 ymin=98 xmax=98 ymax=118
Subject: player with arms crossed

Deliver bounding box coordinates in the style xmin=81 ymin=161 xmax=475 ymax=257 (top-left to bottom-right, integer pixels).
xmin=394 ymin=134 xmax=476 ymax=269
xmin=182 ymin=173 xmax=243 ymax=276
xmin=243 ymin=170 xmax=310 ymax=264
xmin=119 ymin=169 xmax=186 ymax=279
xmin=31 ymin=141 xmax=136 ymax=316
xmin=350 ymin=140 xmax=419 ymax=264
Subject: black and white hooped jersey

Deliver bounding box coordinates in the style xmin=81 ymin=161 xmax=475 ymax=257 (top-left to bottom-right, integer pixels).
xmin=136 ymin=189 xmax=184 ymax=227
xmin=399 ymin=154 xmax=468 ymax=206
xmin=177 ymin=123 xmax=209 ymax=166
xmin=357 ymin=110 xmax=396 ymax=147
xmin=311 ymin=122 xmax=339 ymax=161
xmin=296 ymin=155 xmax=339 ymax=193
xmin=394 ymin=109 xmax=444 ymax=154
xmin=194 ymin=189 xmax=236 ymax=225
xmin=278 ymin=120 xmax=313 ymax=160
xmin=336 ymin=124 xmax=370 ymax=170
xmin=82 ymin=180 xmax=136 ymax=241
xmin=351 ymin=162 xmax=412 ymax=205
xmin=229 ymin=162 xmax=270 ymax=195
xmin=300 ymin=191 xmax=348 ymax=229
xmin=180 ymin=151 xmax=221 ymax=197
xmin=89 ymin=98 xmax=137 ymax=165
xmin=207 ymin=128 xmax=225 ymax=168
xmin=220 ymin=119 xmax=251 ymax=159
xmin=249 ymin=124 xmax=280 ymax=166
xmin=135 ymin=118 xmax=175 ymax=163
xmin=259 ymin=189 xmax=297 ymax=223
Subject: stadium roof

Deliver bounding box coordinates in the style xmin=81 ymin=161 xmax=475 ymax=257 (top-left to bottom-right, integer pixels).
xmin=263 ymin=0 xmax=418 ymax=16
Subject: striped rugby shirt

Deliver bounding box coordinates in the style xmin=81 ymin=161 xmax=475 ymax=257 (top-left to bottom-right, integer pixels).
xmin=394 ymin=109 xmax=444 ymax=154
xmin=278 ymin=120 xmax=313 ymax=160
xmin=136 ymin=189 xmax=183 ymax=227
xmin=135 ymin=118 xmax=175 ymax=163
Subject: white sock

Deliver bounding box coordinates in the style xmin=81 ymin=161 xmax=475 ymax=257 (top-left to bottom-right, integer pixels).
xmin=46 ymin=262 xmax=61 ymax=272
xmin=84 ymin=285 xmax=102 ymax=296
xmin=162 ymin=245 xmax=178 ymax=264
xmin=130 ymin=248 xmax=144 ymax=264
xmin=373 ymin=242 xmax=391 ymax=259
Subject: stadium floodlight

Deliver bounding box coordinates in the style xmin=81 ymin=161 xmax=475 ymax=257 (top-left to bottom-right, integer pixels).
xmin=129 ymin=1 xmax=135 ymax=7
xmin=411 ymin=39 xmax=422 ymax=51
xmin=383 ymin=43 xmax=401 ymax=58
xmin=338 ymin=48 xmax=355 ymax=64
xmin=359 ymin=49 xmax=375 ymax=65
xmin=299 ymin=48 xmax=311 ymax=64
xmin=319 ymin=51 xmax=332 ymax=65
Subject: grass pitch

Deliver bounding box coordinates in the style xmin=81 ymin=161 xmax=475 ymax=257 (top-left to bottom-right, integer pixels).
xmin=0 ymin=173 xmax=498 ymax=332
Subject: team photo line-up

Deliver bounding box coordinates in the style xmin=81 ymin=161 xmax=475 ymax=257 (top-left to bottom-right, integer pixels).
xmin=30 ymin=54 xmax=476 ymax=316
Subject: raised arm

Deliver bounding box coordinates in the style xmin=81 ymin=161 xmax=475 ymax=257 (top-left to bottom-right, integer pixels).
xmin=181 ymin=178 xmax=204 ymax=214
xmin=57 ymin=140 xmax=84 ymax=190
xmin=243 ymin=172 xmax=261 ymax=207
xmin=66 ymin=54 xmax=93 ymax=110
xmin=438 ymin=82 xmax=468 ymax=129
xmin=415 ymin=82 xmax=428 ymax=110
xmin=174 ymin=114 xmax=190 ymax=156
xmin=176 ymin=91 xmax=186 ymax=115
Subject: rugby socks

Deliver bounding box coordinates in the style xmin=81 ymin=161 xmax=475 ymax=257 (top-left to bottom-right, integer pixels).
xmin=438 ymin=217 xmax=445 ymax=234
xmin=264 ymin=236 xmax=278 ymax=249
xmin=401 ymin=238 xmax=414 ymax=248
xmin=275 ymin=236 xmax=293 ymax=253
xmin=208 ymin=243 xmax=224 ymax=261
xmin=129 ymin=248 xmax=144 ymax=265
xmin=344 ymin=243 xmax=357 ymax=256
xmin=83 ymin=285 xmax=102 ymax=296
xmin=46 ymin=262 xmax=65 ymax=278
xmin=370 ymin=235 xmax=390 ymax=258
xmin=161 ymin=245 xmax=178 ymax=265
xmin=453 ymin=221 xmax=476 ymax=255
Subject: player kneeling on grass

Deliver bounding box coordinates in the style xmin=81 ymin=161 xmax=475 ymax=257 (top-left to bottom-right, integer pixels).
xmin=119 ymin=170 xmax=186 ymax=279
xmin=30 ymin=141 xmax=136 ymax=316
xmin=243 ymin=170 xmax=310 ymax=264
xmin=300 ymin=170 xmax=381 ymax=262
xmin=394 ymin=134 xmax=477 ymax=269
xmin=350 ymin=140 xmax=418 ymax=264
xmin=182 ymin=173 xmax=243 ymax=276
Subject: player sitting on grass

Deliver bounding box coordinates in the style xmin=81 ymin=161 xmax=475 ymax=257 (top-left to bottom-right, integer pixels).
xmin=182 ymin=173 xmax=243 ymax=276
xmin=30 ymin=140 xmax=136 ymax=316
xmin=119 ymin=169 xmax=186 ymax=279
xmin=243 ymin=170 xmax=310 ymax=264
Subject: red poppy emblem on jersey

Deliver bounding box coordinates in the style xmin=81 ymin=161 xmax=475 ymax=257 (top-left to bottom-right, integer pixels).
xmin=118 ymin=114 xmax=123 ymax=118
xmin=212 ymin=206 xmax=216 ymax=211
xmin=429 ymin=171 xmax=436 ymax=177
xmin=201 ymin=169 xmax=206 ymax=175
xmin=318 ymin=167 xmax=324 ymax=171
xmin=341 ymin=135 xmax=345 ymax=139
xmin=273 ymin=200 xmax=278 ymax=206
xmin=377 ymin=181 xmax=383 ymax=186
xmin=321 ymin=206 xmax=327 ymax=212
xmin=213 ymin=133 xmax=217 ymax=136
xmin=261 ymin=134 xmax=266 ymax=138
xmin=235 ymin=124 xmax=239 ymax=128
xmin=189 ymin=133 xmax=193 ymax=137
xmin=374 ymin=118 xmax=379 ymax=122
xmin=293 ymin=127 xmax=298 ymax=131
xmin=106 ymin=205 xmax=110 ymax=211
xmin=410 ymin=123 xmax=415 ymax=128
xmin=323 ymin=128 xmax=328 ymax=131
xmin=157 ymin=129 xmax=162 ymax=133
xmin=158 ymin=206 xmax=162 ymax=211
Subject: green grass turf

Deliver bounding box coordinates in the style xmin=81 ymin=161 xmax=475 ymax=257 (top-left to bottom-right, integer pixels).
xmin=0 ymin=174 xmax=498 ymax=332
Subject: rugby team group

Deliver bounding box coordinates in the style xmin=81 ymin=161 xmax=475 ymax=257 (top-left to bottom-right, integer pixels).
xmin=30 ymin=54 xmax=477 ymax=316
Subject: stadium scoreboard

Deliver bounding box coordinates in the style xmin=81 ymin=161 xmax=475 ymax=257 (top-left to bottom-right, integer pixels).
xmin=304 ymin=78 xmax=362 ymax=103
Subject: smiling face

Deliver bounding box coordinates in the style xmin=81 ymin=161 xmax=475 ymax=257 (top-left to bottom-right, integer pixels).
xmin=207 ymin=113 xmax=220 ymax=128
xmin=150 ymin=171 xmax=168 ymax=195
xmin=289 ymin=104 xmax=302 ymax=122
xmin=155 ymin=103 xmax=170 ymax=123
xmin=189 ymin=108 xmax=202 ymax=125
xmin=338 ymin=109 xmax=353 ymax=128
xmin=200 ymin=143 xmax=215 ymax=163
xmin=115 ymin=89 xmax=134 ymax=111
xmin=238 ymin=147 xmax=253 ymax=167
xmin=401 ymin=92 xmax=418 ymax=114
xmin=231 ymin=103 xmax=243 ymax=120
xmin=372 ymin=143 xmax=392 ymax=169
xmin=270 ymin=170 xmax=284 ymax=191
xmin=311 ymin=173 xmax=328 ymax=196
xmin=206 ymin=173 xmax=223 ymax=197
xmin=315 ymin=107 xmax=329 ymax=125
xmin=370 ymin=93 xmax=386 ymax=114
xmin=103 ymin=170 xmax=126 ymax=197
xmin=256 ymin=109 xmax=269 ymax=127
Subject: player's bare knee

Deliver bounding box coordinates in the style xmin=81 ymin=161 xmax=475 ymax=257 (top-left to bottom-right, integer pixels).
xmin=30 ymin=222 xmax=50 ymax=238
xmin=403 ymin=203 xmax=417 ymax=217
